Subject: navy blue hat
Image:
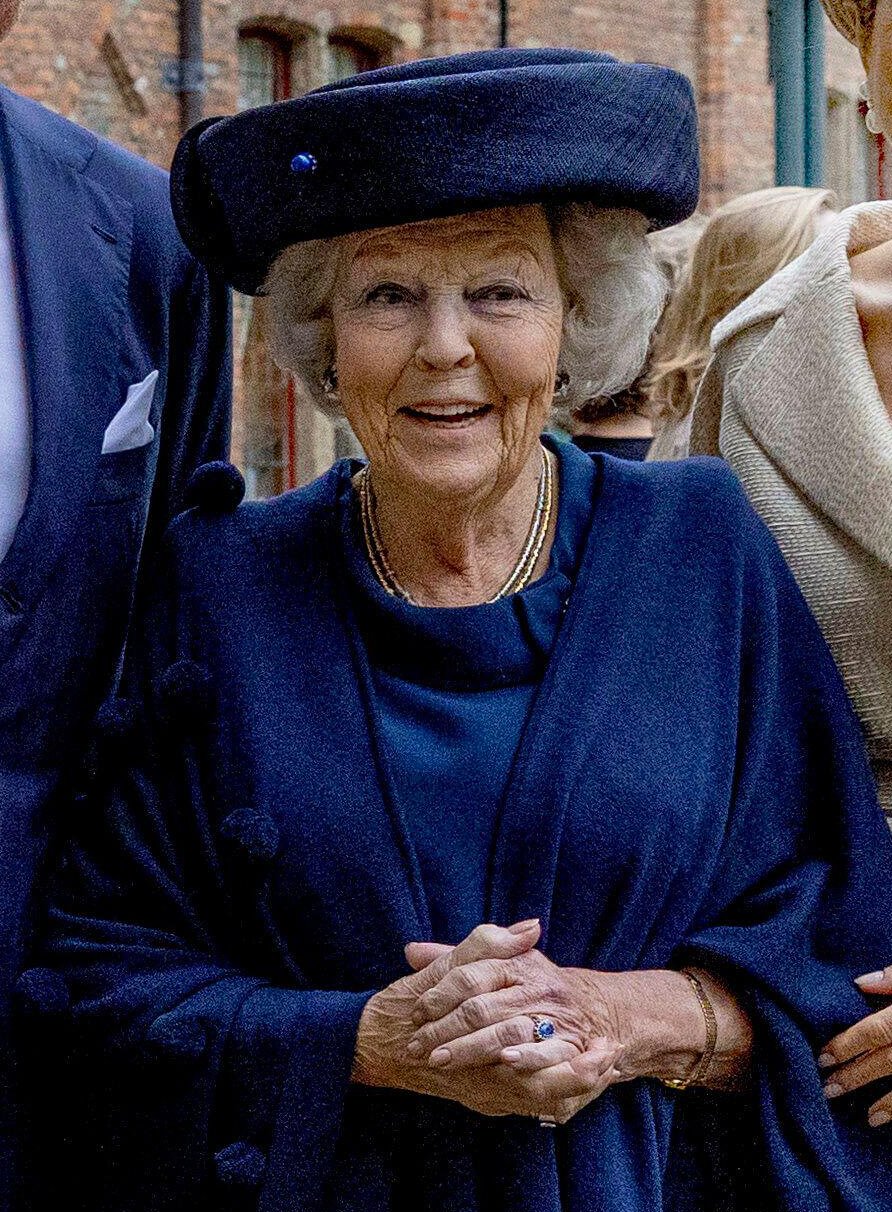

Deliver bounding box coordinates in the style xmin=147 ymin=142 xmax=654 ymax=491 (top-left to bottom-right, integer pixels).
xmin=171 ymin=48 xmax=700 ymax=295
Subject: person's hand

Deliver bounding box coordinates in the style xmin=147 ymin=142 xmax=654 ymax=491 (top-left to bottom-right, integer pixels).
xmin=354 ymin=921 xmax=622 ymax=1123
xmin=405 ymin=924 xmax=640 ymax=1079
xmin=406 ymin=936 xmax=752 ymax=1090
xmin=821 ymin=966 xmax=892 ymax=1129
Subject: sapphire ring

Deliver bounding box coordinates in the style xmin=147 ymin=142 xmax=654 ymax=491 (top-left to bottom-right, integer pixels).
xmin=530 ymin=1014 xmax=556 ymax=1042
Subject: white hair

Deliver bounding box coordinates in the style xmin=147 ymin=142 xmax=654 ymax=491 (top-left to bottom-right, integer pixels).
xmin=263 ymin=202 xmax=667 ymax=426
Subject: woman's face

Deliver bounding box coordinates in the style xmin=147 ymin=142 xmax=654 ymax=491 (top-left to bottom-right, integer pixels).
xmin=865 ymin=0 xmax=892 ymax=130
xmin=329 ymin=205 xmax=565 ymax=506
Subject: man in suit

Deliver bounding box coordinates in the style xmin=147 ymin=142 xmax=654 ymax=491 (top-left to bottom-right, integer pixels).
xmin=0 ymin=0 xmax=232 ymax=1201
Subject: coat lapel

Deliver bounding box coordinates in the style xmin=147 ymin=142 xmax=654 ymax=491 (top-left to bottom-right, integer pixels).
xmin=720 ymin=206 xmax=892 ymax=571
xmin=0 ymin=87 xmax=134 ymax=612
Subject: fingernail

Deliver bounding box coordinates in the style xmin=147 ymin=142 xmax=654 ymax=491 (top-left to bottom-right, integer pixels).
xmin=509 ymin=919 xmax=540 ymax=934
xmin=856 ymin=971 xmax=886 ymax=987
xmin=429 ymin=1048 xmax=451 ymax=1068
xmin=818 ymin=1053 xmax=836 ymax=1069
xmin=407 ymin=1040 xmax=422 ymax=1058
xmin=869 ymin=1111 xmax=891 ymax=1128
xmin=502 ymin=1048 xmax=522 ymax=1063
xmin=824 ymin=1083 xmax=844 ymax=1099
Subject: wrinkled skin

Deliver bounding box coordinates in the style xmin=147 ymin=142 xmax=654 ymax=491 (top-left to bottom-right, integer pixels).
xmin=354 ymin=922 xmax=623 ymax=1124
xmin=329 ymin=205 xmax=564 ymax=607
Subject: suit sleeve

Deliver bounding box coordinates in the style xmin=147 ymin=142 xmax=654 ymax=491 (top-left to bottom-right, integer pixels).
xmin=35 ymin=525 xmax=371 ymax=1212
xmin=145 ymin=259 xmax=233 ymax=552
xmin=675 ymin=495 xmax=892 ymax=1211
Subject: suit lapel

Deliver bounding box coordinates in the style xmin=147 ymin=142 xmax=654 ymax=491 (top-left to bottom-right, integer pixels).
xmin=0 ymin=87 xmax=134 ymax=611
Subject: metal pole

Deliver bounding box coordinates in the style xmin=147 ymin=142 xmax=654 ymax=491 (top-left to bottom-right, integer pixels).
xmin=804 ymin=0 xmax=827 ymax=185
xmin=770 ymin=0 xmax=807 ymax=185
xmin=179 ymin=0 xmax=204 ymax=133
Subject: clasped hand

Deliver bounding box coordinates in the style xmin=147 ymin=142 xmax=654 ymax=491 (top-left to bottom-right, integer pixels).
xmin=353 ymin=919 xmax=626 ymax=1125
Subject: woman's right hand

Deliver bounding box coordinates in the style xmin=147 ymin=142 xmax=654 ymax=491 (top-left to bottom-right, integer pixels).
xmin=352 ymin=922 xmax=621 ymax=1123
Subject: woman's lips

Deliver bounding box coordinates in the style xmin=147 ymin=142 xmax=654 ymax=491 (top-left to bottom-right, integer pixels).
xmin=398 ymin=402 xmax=493 ymax=425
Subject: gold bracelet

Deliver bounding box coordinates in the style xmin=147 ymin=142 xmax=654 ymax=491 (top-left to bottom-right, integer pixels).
xmin=661 ymin=969 xmax=718 ymax=1091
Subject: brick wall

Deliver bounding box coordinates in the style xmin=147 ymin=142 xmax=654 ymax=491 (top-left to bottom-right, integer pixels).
xmin=0 ymin=0 xmax=866 ymax=192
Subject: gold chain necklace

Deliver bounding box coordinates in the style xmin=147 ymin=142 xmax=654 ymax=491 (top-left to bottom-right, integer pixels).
xmin=358 ymin=447 xmax=554 ymax=606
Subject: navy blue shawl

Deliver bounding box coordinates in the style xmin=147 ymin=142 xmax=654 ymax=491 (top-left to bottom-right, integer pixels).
xmin=34 ymin=453 xmax=892 ymax=1210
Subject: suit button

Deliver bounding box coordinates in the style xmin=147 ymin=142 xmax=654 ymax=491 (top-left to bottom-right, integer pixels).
xmin=0 ymin=582 xmax=22 ymax=614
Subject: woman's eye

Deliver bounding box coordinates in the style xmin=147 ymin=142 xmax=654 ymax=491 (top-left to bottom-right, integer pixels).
xmin=364 ymin=283 xmax=413 ymax=306
xmin=471 ymin=284 xmax=528 ymax=303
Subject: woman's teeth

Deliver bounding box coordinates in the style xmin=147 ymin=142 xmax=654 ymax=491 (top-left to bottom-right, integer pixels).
xmin=402 ymin=403 xmax=490 ymax=421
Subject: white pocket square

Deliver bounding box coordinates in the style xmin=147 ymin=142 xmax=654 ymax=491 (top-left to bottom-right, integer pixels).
xmin=102 ymin=370 xmax=159 ymax=454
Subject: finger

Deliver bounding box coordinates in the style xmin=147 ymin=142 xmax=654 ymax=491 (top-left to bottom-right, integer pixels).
xmin=530 ymin=1047 xmax=621 ymax=1103
xmin=405 ymin=942 xmax=453 ymax=972
xmin=823 ymin=1044 xmax=892 ymax=1099
xmin=868 ymin=1090 xmax=892 ymax=1129
xmin=413 ymin=957 xmax=517 ymax=1025
xmin=855 ymin=966 xmax=892 ymax=996
xmin=821 ymin=1006 xmax=892 ymax=1066
xmin=446 ymin=921 xmax=541 ymax=967
xmin=411 ymin=988 xmax=527 ymax=1053
xmin=403 ymin=922 xmax=539 ymax=998
xmin=501 ymin=1039 xmax=584 ymax=1073
xmin=422 ymin=1017 xmax=568 ymax=1071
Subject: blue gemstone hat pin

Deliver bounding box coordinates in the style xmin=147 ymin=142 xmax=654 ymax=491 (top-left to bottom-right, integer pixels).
xmin=290 ymin=152 xmax=317 ymax=173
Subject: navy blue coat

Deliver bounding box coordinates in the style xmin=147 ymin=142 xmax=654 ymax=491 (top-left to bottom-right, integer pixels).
xmin=37 ymin=454 xmax=892 ymax=1210
xmin=0 ymin=86 xmax=231 ymax=1202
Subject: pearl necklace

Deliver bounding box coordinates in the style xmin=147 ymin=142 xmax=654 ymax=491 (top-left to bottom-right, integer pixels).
xmin=358 ymin=447 xmax=555 ymax=606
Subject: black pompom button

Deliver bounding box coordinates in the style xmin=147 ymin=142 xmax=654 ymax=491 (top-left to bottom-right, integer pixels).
xmin=184 ymin=461 xmax=246 ymax=513
xmin=13 ymin=968 xmax=70 ymax=1017
xmin=214 ymin=1141 xmax=266 ymax=1187
xmin=145 ymin=1014 xmax=209 ymax=1061
xmin=219 ymin=808 xmax=281 ymax=865
xmin=95 ymin=697 xmax=139 ymax=743
xmin=156 ymin=659 xmax=212 ymax=724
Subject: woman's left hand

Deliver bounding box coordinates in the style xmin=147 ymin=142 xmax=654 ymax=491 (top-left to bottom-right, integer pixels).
xmin=405 ymin=931 xmax=638 ymax=1077
xmin=821 ymin=967 xmax=892 ymax=1129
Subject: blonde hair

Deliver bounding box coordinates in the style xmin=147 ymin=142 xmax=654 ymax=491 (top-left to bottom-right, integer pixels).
xmin=647 ymin=186 xmax=837 ymax=423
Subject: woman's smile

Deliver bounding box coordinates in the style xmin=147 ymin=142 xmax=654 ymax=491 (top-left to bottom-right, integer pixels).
xmin=397 ymin=400 xmax=494 ymax=428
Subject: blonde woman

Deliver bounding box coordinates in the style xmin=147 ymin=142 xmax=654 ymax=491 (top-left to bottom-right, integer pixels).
xmin=647 ymin=186 xmax=836 ymax=460
xmin=688 ymin=0 xmax=892 ymax=1137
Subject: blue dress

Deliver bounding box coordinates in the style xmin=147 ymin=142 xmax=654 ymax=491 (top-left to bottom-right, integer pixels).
xmin=31 ymin=443 xmax=892 ymax=1212
xmin=344 ymin=444 xmax=595 ymax=944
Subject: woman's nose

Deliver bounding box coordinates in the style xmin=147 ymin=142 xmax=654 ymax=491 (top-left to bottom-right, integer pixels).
xmin=413 ymin=299 xmax=476 ymax=371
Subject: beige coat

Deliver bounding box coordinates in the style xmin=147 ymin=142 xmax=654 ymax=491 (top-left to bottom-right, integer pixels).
xmin=688 ymin=203 xmax=892 ymax=817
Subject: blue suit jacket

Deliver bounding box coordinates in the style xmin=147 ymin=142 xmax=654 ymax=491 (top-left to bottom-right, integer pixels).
xmin=0 ymin=85 xmax=231 ymax=1201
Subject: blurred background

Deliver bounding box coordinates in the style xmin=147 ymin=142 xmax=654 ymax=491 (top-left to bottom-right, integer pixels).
xmin=0 ymin=0 xmax=871 ymax=492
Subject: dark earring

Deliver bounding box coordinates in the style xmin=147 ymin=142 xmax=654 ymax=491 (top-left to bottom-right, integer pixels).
xmin=554 ymin=371 xmax=570 ymax=399
xmin=322 ymin=364 xmax=339 ymax=396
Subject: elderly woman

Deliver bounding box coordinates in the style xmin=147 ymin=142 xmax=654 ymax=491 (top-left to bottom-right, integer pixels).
xmin=21 ymin=48 xmax=892 ymax=1212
